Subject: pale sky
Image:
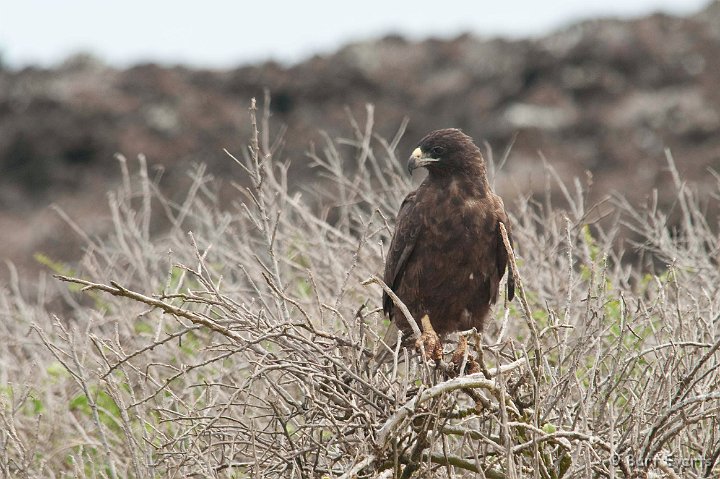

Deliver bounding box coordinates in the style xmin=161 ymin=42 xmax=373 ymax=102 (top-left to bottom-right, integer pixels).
xmin=0 ymin=0 xmax=710 ymax=69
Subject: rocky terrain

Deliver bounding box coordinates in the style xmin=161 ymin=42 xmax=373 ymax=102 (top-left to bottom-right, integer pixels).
xmin=2 ymin=1 xmax=720 ymax=278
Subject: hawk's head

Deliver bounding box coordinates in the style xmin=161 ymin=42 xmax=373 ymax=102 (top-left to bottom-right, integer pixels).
xmin=408 ymin=128 xmax=485 ymax=178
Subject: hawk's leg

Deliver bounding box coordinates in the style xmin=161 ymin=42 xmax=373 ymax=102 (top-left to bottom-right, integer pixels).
xmin=415 ymin=315 xmax=443 ymax=361
xmin=450 ymin=335 xmax=480 ymax=375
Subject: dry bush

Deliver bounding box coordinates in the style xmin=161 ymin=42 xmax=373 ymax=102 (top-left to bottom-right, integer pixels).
xmin=1 ymin=98 xmax=719 ymax=478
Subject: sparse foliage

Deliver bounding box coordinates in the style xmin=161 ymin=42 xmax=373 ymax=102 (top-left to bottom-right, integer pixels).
xmin=1 ymin=98 xmax=719 ymax=478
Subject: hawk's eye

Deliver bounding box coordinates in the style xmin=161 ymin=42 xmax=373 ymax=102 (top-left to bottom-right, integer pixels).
xmin=431 ymin=146 xmax=446 ymax=157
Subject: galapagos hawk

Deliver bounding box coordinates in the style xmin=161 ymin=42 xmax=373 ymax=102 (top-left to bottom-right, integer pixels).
xmin=383 ymin=128 xmax=514 ymax=358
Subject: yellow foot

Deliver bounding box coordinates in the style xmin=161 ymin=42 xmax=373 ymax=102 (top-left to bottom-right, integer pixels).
xmin=450 ymin=335 xmax=480 ymax=375
xmin=415 ymin=315 xmax=443 ymax=361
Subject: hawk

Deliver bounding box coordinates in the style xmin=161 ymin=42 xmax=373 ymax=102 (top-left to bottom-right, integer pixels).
xmin=382 ymin=129 xmax=514 ymax=359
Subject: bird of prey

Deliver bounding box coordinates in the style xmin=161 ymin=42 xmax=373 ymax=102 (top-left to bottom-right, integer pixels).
xmin=382 ymin=128 xmax=514 ymax=360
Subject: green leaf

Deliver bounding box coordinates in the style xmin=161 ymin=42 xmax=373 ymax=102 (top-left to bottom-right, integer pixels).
xmin=70 ymin=393 xmax=91 ymax=415
xmin=46 ymin=360 xmax=69 ymax=379
xmin=542 ymin=422 xmax=557 ymax=434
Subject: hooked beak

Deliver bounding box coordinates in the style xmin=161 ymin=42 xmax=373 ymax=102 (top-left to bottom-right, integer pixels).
xmin=407 ymin=147 xmax=440 ymax=174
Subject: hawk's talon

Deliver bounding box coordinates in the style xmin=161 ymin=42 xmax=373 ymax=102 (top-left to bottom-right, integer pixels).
xmin=415 ymin=315 xmax=443 ymax=361
xmin=451 ymin=335 xmax=480 ymax=375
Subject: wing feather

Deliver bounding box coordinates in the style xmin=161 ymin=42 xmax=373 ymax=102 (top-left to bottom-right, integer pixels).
xmin=383 ymin=191 xmax=420 ymax=318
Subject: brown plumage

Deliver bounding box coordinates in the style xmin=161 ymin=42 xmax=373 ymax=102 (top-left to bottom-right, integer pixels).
xmin=383 ymin=129 xmax=514 ymax=341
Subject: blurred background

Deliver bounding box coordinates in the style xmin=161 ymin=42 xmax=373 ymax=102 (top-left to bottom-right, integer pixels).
xmin=1 ymin=0 xmax=718 ymax=279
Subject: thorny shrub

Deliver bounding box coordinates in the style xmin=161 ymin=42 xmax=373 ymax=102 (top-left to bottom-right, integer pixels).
xmin=1 ymin=98 xmax=719 ymax=478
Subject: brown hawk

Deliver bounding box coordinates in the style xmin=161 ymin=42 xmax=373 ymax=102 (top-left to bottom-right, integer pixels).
xmin=383 ymin=129 xmax=514 ymax=358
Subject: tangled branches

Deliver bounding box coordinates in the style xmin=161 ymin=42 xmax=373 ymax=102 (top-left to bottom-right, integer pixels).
xmin=2 ymin=98 xmax=720 ymax=478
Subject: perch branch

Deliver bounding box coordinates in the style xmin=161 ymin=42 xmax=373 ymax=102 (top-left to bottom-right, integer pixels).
xmin=377 ymin=358 xmax=527 ymax=446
